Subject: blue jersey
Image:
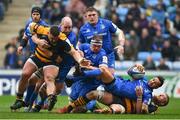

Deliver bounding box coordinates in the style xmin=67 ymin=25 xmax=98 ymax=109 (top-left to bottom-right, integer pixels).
xmin=24 ymin=18 xmax=48 ymax=53
xmin=105 ymin=76 xmax=152 ymax=105
xmin=79 ymin=43 xmax=108 ymax=67
xmin=78 ymin=18 xmax=117 ymax=55
xmin=57 ymin=30 xmax=77 ymax=83
xmin=70 ymin=43 xmax=107 ymax=99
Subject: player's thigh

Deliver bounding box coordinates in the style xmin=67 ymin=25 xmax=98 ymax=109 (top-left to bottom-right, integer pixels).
xmin=22 ymin=58 xmax=37 ymax=74
xmin=43 ymin=65 xmax=59 ymax=80
xmin=97 ymin=91 xmax=114 ymax=105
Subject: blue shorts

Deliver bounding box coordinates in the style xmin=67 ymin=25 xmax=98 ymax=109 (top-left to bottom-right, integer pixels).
xmin=56 ymin=66 xmax=71 ymax=83
xmin=70 ymin=78 xmax=101 ymax=100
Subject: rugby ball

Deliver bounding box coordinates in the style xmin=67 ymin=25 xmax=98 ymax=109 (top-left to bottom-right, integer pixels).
xmin=127 ymin=66 xmax=145 ymax=80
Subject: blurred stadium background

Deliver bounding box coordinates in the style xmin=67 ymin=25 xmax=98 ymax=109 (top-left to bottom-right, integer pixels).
xmin=0 ymin=0 xmax=180 ymax=119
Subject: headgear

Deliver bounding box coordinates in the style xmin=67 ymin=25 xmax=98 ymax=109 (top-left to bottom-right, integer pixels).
xmin=31 ymin=6 xmax=42 ymax=17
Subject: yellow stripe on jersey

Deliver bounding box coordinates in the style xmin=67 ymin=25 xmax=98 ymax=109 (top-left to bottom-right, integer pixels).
xmin=36 ymin=26 xmax=49 ymax=35
xmin=125 ymin=98 xmax=132 ymax=113
xmin=30 ymin=23 xmax=68 ymax=42
xmin=29 ymin=22 xmax=37 ymax=34
xmin=35 ymin=52 xmax=51 ymax=63
xmin=59 ymin=32 xmax=67 ymax=41
xmin=132 ymin=101 xmax=136 ymax=113
xmin=29 ymin=22 xmax=49 ymax=35
xmin=36 ymin=47 xmax=50 ymax=59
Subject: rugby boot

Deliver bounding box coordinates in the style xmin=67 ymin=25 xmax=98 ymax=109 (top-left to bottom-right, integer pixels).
xmin=30 ymin=105 xmax=41 ymax=112
xmin=47 ymin=94 xmax=57 ymax=111
xmin=10 ymin=99 xmax=25 ymax=111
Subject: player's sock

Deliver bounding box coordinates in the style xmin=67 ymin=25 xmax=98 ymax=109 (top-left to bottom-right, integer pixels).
xmin=16 ymin=93 xmax=23 ymax=100
xmin=86 ymin=100 xmax=98 ymax=112
xmin=29 ymin=92 xmax=38 ymax=106
xmin=83 ymin=69 xmax=102 ymax=77
xmin=24 ymin=85 xmax=35 ymax=105
xmin=37 ymin=96 xmax=47 ymax=106
xmin=67 ymin=96 xmax=90 ymax=112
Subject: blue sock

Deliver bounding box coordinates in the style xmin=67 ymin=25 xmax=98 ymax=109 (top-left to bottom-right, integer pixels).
xmin=86 ymin=100 xmax=97 ymax=112
xmin=29 ymin=92 xmax=38 ymax=106
xmin=24 ymin=85 xmax=35 ymax=105
xmin=83 ymin=69 xmax=102 ymax=77
xmin=38 ymin=96 xmax=47 ymax=106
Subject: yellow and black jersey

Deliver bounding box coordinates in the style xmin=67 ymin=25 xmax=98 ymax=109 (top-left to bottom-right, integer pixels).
xmin=29 ymin=22 xmax=67 ymax=40
xmin=112 ymin=96 xmax=136 ymax=114
xmin=29 ymin=22 xmax=73 ymax=63
xmin=122 ymin=98 xmax=136 ymax=114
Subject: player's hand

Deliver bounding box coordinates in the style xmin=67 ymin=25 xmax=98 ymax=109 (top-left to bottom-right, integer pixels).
xmin=114 ymin=45 xmax=124 ymax=55
xmin=135 ymin=86 xmax=143 ymax=98
xmin=94 ymin=108 xmax=112 ymax=114
xmin=135 ymin=64 xmax=145 ymax=73
xmin=17 ymin=46 xmax=23 ymax=55
xmin=38 ymin=39 xmax=50 ymax=48
xmin=141 ymin=103 xmax=149 ymax=114
xmin=79 ymin=58 xmax=91 ymax=67
xmin=55 ymin=56 xmax=63 ymax=64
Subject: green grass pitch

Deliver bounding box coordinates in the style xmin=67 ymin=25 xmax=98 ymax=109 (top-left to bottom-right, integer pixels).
xmin=0 ymin=95 xmax=180 ymax=119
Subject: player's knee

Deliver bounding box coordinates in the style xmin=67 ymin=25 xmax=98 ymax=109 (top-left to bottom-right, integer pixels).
xmin=22 ymin=71 xmax=31 ymax=79
xmin=44 ymin=75 xmax=55 ymax=82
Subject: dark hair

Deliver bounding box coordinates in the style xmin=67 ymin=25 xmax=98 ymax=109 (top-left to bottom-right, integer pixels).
xmin=50 ymin=26 xmax=59 ymax=37
xmin=157 ymin=76 xmax=165 ymax=87
xmin=163 ymin=93 xmax=169 ymax=106
xmin=85 ymin=7 xmax=98 ymax=13
xmin=92 ymin=35 xmax=103 ymax=41
xmin=31 ymin=6 xmax=42 ymax=16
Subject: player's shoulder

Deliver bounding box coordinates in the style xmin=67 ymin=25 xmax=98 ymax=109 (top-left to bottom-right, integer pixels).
xmin=38 ymin=20 xmax=49 ymax=26
xmin=59 ymin=32 xmax=67 ymax=41
xmin=29 ymin=22 xmax=38 ymax=31
xmin=80 ymin=23 xmax=90 ymax=31
xmin=29 ymin=22 xmax=50 ymax=35
xmin=99 ymin=18 xmax=112 ymax=24
xmin=69 ymin=31 xmax=76 ymax=38
xmin=99 ymin=48 xmax=106 ymax=55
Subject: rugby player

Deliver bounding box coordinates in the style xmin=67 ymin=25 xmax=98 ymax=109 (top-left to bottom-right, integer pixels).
xmin=16 ymin=6 xmax=49 ymax=108
xmin=93 ymin=89 xmax=169 ymax=114
xmin=57 ymin=64 xmax=164 ymax=113
xmin=10 ymin=23 xmax=90 ymax=111
xmin=29 ymin=17 xmax=77 ymax=112
xmin=78 ymin=7 xmax=125 ymax=73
